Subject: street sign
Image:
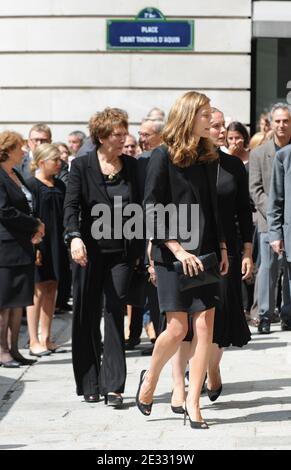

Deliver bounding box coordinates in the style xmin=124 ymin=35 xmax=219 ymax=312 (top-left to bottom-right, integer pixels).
xmin=107 ymin=8 xmax=194 ymax=51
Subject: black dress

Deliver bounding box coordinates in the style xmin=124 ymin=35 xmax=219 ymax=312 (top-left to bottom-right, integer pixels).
xmin=155 ymin=162 xmax=220 ymax=314
xmin=26 ymin=177 xmax=68 ymax=283
xmin=213 ymin=151 xmax=253 ymax=347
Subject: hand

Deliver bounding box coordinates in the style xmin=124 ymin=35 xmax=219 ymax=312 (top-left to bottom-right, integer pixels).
xmin=241 ymin=255 xmax=253 ymax=280
xmin=31 ymin=230 xmax=43 ymax=245
xmin=71 ymin=237 xmax=88 ymax=267
xmin=220 ymin=249 xmax=229 ymax=275
xmin=228 ymin=139 xmax=244 ymax=155
xmin=147 ymin=265 xmax=157 ymax=286
xmin=174 ymin=249 xmax=204 ymax=277
xmin=270 ymin=239 xmax=284 ymax=255
xmin=36 ymin=219 xmax=45 ymax=237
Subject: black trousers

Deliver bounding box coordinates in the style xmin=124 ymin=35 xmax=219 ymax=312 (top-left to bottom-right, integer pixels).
xmin=71 ymin=251 xmax=132 ymax=396
xmin=129 ymin=282 xmax=162 ymax=341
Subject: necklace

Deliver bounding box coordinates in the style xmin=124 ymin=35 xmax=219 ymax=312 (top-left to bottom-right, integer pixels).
xmin=105 ymin=170 xmax=121 ymax=181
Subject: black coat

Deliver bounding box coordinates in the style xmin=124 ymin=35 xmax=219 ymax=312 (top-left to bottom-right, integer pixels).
xmin=0 ymin=167 xmax=39 ymax=266
xmin=63 ymin=150 xmax=142 ymax=259
xmin=144 ymin=145 xmax=223 ymax=264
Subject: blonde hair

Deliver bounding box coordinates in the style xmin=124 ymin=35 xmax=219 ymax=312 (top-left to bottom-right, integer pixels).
xmin=0 ymin=131 xmax=24 ymax=163
xmin=249 ymin=132 xmax=266 ymax=150
xmin=30 ymin=143 xmax=60 ymax=173
xmin=162 ymin=91 xmax=217 ymax=167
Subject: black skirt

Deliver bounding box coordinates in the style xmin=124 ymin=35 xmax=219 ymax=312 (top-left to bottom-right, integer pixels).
xmin=213 ymin=255 xmax=251 ymax=347
xmin=0 ymin=265 xmax=34 ymax=309
xmin=155 ymin=262 xmax=220 ymax=314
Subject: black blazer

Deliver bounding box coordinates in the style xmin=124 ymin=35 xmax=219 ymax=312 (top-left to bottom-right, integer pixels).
xmin=0 ymin=167 xmax=39 ymax=266
xmin=144 ymin=145 xmax=223 ymax=264
xmin=63 ymin=150 xmax=142 ymax=258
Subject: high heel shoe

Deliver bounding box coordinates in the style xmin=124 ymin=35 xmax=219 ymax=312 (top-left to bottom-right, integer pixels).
xmin=136 ymin=369 xmax=153 ymax=416
xmin=183 ymin=408 xmax=209 ymax=429
xmin=171 ymin=404 xmax=185 ymax=414
xmin=170 ymin=391 xmax=184 ymax=414
xmin=207 ymin=384 xmax=222 ymax=402
xmin=0 ymin=360 xmax=21 ymax=368
xmin=104 ymin=393 xmax=123 ymax=406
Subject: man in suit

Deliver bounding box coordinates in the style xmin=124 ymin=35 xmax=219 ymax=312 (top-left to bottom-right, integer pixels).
xmin=268 ymin=144 xmax=291 ymax=330
xmin=67 ymin=130 xmax=87 ymax=168
xmin=17 ymin=124 xmax=52 ymax=179
xmin=249 ymin=103 xmax=291 ymax=333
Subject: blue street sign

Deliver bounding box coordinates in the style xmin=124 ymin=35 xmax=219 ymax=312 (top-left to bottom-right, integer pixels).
xmin=107 ymin=8 xmax=194 ymax=51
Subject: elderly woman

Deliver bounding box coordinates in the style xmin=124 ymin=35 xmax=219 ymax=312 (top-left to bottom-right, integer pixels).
xmin=0 ymin=131 xmax=44 ymax=367
xmin=64 ymin=107 xmax=141 ymax=404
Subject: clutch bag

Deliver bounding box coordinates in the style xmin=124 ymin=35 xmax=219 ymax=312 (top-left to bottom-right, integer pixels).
xmin=173 ymin=252 xmax=221 ymax=291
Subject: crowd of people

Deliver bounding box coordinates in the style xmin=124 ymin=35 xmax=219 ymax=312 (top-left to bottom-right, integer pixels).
xmin=1 ymin=91 xmax=291 ymax=429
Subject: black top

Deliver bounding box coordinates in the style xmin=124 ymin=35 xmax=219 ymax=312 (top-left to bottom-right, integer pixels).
xmin=98 ymin=167 xmax=130 ymax=253
xmin=0 ymin=167 xmax=39 ymax=267
xmin=217 ymin=150 xmax=253 ymax=255
xmin=187 ymin=163 xmax=217 ymax=254
xmin=144 ymin=145 xmax=223 ymax=264
xmin=26 ymin=176 xmax=67 ymax=281
xmin=63 ymin=150 xmax=142 ymax=260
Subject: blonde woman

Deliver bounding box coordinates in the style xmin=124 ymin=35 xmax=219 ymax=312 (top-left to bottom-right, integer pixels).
xmin=26 ymin=144 xmax=68 ymax=356
xmin=136 ymin=91 xmax=228 ymax=429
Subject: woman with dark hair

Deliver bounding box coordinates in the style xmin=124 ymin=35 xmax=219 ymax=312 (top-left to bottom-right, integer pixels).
xmin=64 ymin=107 xmax=141 ymax=405
xmin=0 ymin=131 xmax=44 ymax=367
xmin=136 ymin=91 xmax=228 ymax=429
xmin=226 ymin=121 xmax=250 ymax=165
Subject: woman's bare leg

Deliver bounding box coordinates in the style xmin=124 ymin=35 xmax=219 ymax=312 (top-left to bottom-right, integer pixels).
xmin=125 ymin=305 xmax=132 ymax=340
xmin=187 ymin=308 xmax=215 ymax=423
xmin=0 ymin=308 xmax=14 ymax=363
xmin=207 ymin=343 xmax=223 ymax=390
xmin=171 ymin=341 xmax=190 ymax=407
xmin=39 ymin=281 xmax=58 ymax=349
xmin=139 ymin=312 xmax=188 ymax=405
xmin=8 ymin=307 xmax=25 ymax=358
xmin=27 ymin=283 xmax=47 ymax=353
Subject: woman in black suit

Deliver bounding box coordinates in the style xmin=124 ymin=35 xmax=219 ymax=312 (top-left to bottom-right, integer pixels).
xmin=136 ymin=92 xmax=228 ymax=429
xmin=0 ymin=131 xmax=44 ymax=367
xmin=170 ymin=108 xmax=253 ymax=409
xmin=64 ymin=107 xmax=141 ymax=404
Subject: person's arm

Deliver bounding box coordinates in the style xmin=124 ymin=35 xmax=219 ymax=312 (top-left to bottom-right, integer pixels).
xmin=267 ymin=152 xmax=285 ymax=254
xmin=143 ymin=147 xmax=172 ymax=246
xmin=249 ymin=148 xmax=268 ymax=219
xmin=0 ymin=180 xmax=40 ymax=235
xmin=63 ymin=159 xmax=87 ymax=266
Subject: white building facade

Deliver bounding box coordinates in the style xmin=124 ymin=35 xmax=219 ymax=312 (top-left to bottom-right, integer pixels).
xmin=0 ymin=1 xmax=289 ymax=140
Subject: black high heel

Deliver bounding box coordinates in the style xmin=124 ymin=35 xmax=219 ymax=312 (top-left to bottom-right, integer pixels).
xmin=136 ymin=369 xmax=153 ymax=416
xmin=170 ymin=391 xmax=185 ymax=414
xmin=104 ymin=393 xmax=123 ymax=406
xmin=183 ymin=407 xmax=209 ymax=429
xmin=171 ymin=405 xmax=185 ymax=414
xmin=207 ymin=384 xmax=222 ymax=402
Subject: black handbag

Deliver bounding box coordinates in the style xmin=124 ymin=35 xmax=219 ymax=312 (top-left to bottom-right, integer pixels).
xmin=126 ymin=267 xmax=149 ymax=308
xmin=173 ymin=252 xmax=221 ymax=292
